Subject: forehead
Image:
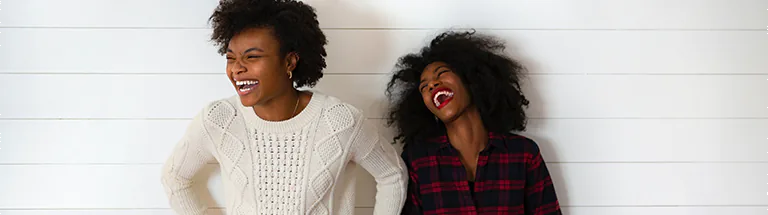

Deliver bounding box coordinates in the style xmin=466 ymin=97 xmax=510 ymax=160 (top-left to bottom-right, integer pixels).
xmin=420 ymin=61 xmax=450 ymax=79
xmin=228 ymin=27 xmax=279 ymax=52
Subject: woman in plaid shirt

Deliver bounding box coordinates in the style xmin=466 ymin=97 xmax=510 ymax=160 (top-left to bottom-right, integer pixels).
xmin=385 ymin=30 xmax=562 ymax=215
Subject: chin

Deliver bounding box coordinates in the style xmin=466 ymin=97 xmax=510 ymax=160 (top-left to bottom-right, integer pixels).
xmin=238 ymin=95 xmax=259 ymax=107
xmin=435 ymin=102 xmax=471 ymax=123
xmin=435 ymin=110 xmax=458 ymax=123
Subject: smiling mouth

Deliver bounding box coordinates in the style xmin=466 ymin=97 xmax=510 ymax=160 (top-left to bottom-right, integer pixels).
xmin=235 ymin=80 xmax=259 ymax=95
xmin=432 ymin=88 xmax=454 ymax=109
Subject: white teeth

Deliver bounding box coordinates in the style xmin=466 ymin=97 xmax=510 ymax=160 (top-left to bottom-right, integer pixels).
xmin=236 ymin=80 xmax=258 ymax=86
xmin=432 ymin=90 xmax=454 ymax=107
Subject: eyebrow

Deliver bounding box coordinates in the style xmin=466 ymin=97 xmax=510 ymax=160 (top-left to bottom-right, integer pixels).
xmin=419 ymin=66 xmax=449 ymax=84
xmin=226 ymin=47 xmax=264 ymax=54
xmin=244 ymin=47 xmax=263 ymax=54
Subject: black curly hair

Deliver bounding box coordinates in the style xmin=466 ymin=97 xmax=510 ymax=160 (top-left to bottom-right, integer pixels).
xmin=208 ymin=0 xmax=328 ymax=87
xmin=385 ymin=30 xmax=530 ymax=146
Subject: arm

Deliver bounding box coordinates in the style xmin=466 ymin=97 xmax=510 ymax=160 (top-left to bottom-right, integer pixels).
xmin=349 ymin=116 xmax=408 ymax=215
xmin=524 ymin=142 xmax=562 ymax=215
xmin=161 ymin=110 xmax=216 ymax=215
xmin=400 ymin=147 xmax=423 ymax=215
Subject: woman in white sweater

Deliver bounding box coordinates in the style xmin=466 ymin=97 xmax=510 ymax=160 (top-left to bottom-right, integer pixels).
xmin=160 ymin=0 xmax=408 ymax=214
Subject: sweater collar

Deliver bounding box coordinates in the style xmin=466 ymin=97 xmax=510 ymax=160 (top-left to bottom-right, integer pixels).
xmin=238 ymin=91 xmax=326 ymax=133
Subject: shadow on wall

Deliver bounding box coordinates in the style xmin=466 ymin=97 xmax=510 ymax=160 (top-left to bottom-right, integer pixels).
xmin=503 ymin=34 xmax=571 ymax=208
xmin=188 ymin=0 xmax=393 ymax=211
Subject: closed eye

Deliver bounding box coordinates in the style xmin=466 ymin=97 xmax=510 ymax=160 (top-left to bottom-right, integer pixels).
xmin=437 ymin=70 xmax=449 ymax=76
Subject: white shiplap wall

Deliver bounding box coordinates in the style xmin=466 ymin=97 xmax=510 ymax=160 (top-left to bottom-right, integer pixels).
xmin=1 ymin=0 xmax=767 ymax=214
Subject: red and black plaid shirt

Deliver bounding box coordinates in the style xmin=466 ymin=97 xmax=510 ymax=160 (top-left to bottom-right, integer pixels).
xmin=400 ymin=132 xmax=562 ymax=215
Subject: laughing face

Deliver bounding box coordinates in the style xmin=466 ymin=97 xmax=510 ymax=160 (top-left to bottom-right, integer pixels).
xmin=226 ymin=27 xmax=297 ymax=107
xmin=419 ymin=61 xmax=472 ymax=123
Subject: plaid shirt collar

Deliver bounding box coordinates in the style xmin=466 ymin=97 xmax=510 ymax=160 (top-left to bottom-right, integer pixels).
xmin=424 ymin=131 xmax=510 ymax=152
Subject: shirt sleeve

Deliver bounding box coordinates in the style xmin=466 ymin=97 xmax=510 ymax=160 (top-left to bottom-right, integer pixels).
xmin=349 ymin=114 xmax=409 ymax=215
xmin=160 ymin=109 xmax=217 ymax=215
xmin=400 ymin=147 xmax=423 ymax=215
xmin=524 ymin=141 xmax=562 ymax=215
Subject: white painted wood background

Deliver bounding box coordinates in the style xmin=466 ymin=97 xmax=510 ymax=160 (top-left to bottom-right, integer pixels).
xmin=1 ymin=0 xmax=767 ymax=214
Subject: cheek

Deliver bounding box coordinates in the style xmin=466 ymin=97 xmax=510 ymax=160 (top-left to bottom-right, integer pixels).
xmin=255 ymin=60 xmax=285 ymax=77
xmin=244 ymin=61 xmax=273 ymax=78
xmin=257 ymin=68 xmax=282 ymax=84
xmin=420 ymin=92 xmax=430 ymax=105
xmin=420 ymin=92 xmax=437 ymax=112
xmin=251 ymin=64 xmax=287 ymax=93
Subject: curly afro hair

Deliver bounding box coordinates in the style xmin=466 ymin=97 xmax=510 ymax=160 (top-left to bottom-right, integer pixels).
xmin=385 ymin=30 xmax=530 ymax=146
xmin=209 ymin=0 xmax=328 ymax=87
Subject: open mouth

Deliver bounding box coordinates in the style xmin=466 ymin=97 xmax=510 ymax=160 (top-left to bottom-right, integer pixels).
xmin=431 ymin=88 xmax=454 ymax=109
xmin=235 ymin=80 xmax=259 ymax=95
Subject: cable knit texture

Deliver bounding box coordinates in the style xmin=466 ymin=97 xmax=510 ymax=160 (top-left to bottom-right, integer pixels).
xmin=161 ymin=92 xmax=408 ymax=215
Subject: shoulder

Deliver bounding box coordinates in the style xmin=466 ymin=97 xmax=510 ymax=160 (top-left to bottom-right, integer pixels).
xmin=194 ymin=95 xmax=243 ymax=130
xmin=493 ymin=132 xmax=542 ymax=154
xmin=399 ymin=139 xmax=436 ymax=168
xmin=491 ymin=132 xmax=546 ymax=166
xmin=314 ymin=92 xmax=366 ymax=130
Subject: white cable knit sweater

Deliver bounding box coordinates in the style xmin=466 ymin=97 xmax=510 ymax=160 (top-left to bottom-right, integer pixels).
xmin=161 ymin=92 xmax=408 ymax=215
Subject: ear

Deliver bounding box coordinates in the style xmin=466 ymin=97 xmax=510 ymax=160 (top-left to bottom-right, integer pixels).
xmin=285 ymin=52 xmax=299 ymax=72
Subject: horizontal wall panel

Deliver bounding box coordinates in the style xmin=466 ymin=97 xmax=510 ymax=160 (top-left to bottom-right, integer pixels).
xmin=1 ymin=29 xmax=765 ymax=75
xmin=1 ymin=119 xmax=766 ymax=164
xmin=0 ymin=0 xmax=218 ymax=28
xmin=0 ymin=165 xmax=216 ymax=209
xmin=1 ymin=74 xmax=766 ymax=119
xmin=521 ymin=119 xmax=768 ymax=162
xmin=0 ymin=163 xmax=764 ymax=208
xmin=0 ymin=29 xmax=224 ymax=74
xmin=552 ymin=163 xmax=765 ymax=206
xmin=2 ymin=207 xmax=766 ymax=215
xmin=1 ymin=0 xmax=763 ymax=29
xmin=0 ymin=74 xmax=234 ymax=119
xmin=0 ymin=120 xmax=191 ymax=164
xmin=524 ymin=74 xmax=768 ymax=118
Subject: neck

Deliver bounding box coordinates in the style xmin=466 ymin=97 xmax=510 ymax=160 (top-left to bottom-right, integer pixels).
xmin=252 ymin=88 xmax=302 ymax=122
xmin=444 ymin=106 xmax=488 ymax=155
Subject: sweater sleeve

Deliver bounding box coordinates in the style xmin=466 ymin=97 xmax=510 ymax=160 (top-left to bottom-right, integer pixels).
xmin=349 ymin=115 xmax=408 ymax=215
xmin=161 ymin=109 xmax=217 ymax=215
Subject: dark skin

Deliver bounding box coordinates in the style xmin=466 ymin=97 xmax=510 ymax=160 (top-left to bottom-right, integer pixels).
xmin=226 ymin=27 xmax=311 ymax=121
xmin=419 ymin=61 xmax=488 ymax=181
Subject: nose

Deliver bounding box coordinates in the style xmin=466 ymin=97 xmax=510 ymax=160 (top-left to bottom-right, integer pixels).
xmin=427 ymin=80 xmax=441 ymax=92
xmin=232 ymin=60 xmax=246 ymax=75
